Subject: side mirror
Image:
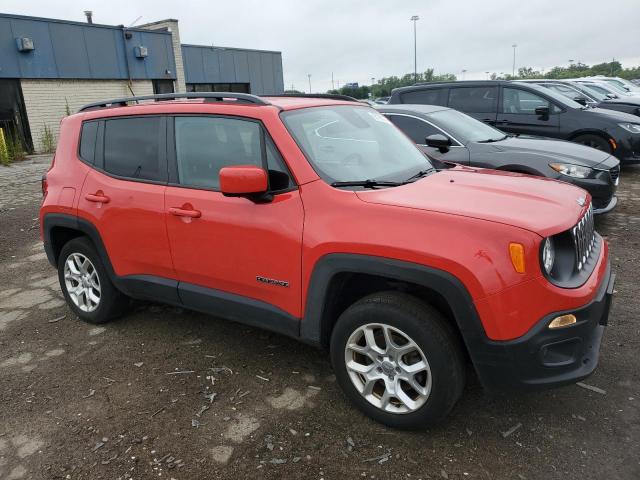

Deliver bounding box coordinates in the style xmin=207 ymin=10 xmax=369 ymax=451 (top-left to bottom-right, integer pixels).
xmin=606 ymin=93 xmax=617 ymax=99
xmin=219 ymin=165 xmax=270 ymax=201
xmin=425 ymin=133 xmax=451 ymax=152
xmin=573 ymin=96 xmax=587 ymax=106
xmin=534 ymin=105 xmax=550 ymax=117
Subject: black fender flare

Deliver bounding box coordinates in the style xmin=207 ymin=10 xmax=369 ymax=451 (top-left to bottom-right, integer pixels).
xmin=301 ymin=253 xmax=488 ymax=348
xmin=42 ymin=213 xmax=116 ymax=276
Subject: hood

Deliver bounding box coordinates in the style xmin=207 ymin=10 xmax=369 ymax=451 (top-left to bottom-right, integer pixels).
xmin=356 ymin=166 xmax=587 ymax=237
xmin=470 ymin=136 xmax=611 ymax=167
xmin=586 ymin=106 xmax=640 ymax=123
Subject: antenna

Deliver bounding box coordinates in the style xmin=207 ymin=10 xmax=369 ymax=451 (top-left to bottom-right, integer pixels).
xmin=127 ymin=15 xmax=143 ymax=28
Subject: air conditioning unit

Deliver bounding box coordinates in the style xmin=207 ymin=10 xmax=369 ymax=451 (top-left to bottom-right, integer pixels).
xmin=134 ymin=46 xmax=148 ymax=58
xmin=16 ymin=37 xmax=34 ymax=52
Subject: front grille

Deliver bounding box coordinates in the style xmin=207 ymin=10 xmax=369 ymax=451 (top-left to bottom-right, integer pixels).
xmin=572 ymin=204 xmax=596 ymax=271
xmin=609 ymin=165 xmax=620 ymax=185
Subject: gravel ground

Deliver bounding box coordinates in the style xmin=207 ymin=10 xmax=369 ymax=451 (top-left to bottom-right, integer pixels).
xmin=0 ymin=156 xmax=638 ymax=480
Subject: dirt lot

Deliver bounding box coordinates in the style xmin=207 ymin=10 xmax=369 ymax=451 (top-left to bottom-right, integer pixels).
xmin=0 ymin=156 xmax=638 ymax=480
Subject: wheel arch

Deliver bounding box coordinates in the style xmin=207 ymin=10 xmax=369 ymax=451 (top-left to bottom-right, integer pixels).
xmin=301 ymin=254 xmax=487 ymax=357
xmin=43 ymin=213 xmax=115 ymax=278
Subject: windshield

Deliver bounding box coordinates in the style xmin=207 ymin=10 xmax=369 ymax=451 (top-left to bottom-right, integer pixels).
xmin=529 ymin=85 xmax=584 ymax=109
xmin=599 ymin=81 xmax=629 ymax=95
xmin=427 ymin=109 xmax=505 ymax=143
xmin=575 ymin=84 xmax=607 ymax=101
xmin=281 ymin=106 xmax=433 ymax=185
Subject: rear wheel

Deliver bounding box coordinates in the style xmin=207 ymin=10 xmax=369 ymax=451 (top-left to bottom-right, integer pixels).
xmin=572 ymin=134 xmax=612 ymax=153
xmin=58 ymin=237 xmax=128 ymax=324
xmin=330 ymin=291 xmax=465 ymax=429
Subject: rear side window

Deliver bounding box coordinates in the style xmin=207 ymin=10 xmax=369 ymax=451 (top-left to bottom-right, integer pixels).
xmin=79 ymin=121 xmax=99 ymax=163
xmin=400 ymin=89 xmax=446 ymax=106
xmin=448 ymin=87 xmax=498 ymax=113
xmin=103 ymin=117 xmax=164 ymax=181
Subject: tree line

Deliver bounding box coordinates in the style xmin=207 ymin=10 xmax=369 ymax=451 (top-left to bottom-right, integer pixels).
xmin=314 ymin=60 xmax=639 ymax=100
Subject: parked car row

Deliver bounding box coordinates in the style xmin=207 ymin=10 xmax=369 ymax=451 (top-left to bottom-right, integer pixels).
xmin=388 ymin=80 xmax=640 ymax=166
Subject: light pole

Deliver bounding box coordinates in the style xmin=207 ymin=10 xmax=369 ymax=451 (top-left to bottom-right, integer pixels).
xmin=410 ymin=15 xmax=419 ymax=83
xmin=461 ymin=69 xmax=467 ymax=80
xmin=512 ymin=44 xmax=517 ymax=77
xmin=371 ymin=77 xmax=375 ymax=98
xmin=307 ymin=74 xmax=312 ymax=94
xmin=485 ymin=71 xmax=490 ymax=79
xmin=331 ymin=72 xmax=335 ymax=91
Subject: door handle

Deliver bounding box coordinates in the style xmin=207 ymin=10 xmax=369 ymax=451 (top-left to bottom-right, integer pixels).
xmin=169 ymin=207 xmax=201 ymax=218
xmin=85 ymin=193 xmax=110 ymax=203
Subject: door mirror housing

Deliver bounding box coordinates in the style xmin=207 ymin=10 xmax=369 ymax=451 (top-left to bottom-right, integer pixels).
xmin=573 ymin=96 xmax=587 ymax=106
xmin=425 ymin=133 xmax=451 ymax=152
xmin=534 ymin=105 xmax=550 ymax=117
xmin=219 ymin=165 xmax=270 ymax=201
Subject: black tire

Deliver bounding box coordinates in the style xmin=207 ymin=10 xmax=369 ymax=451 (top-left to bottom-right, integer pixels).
xmin=57 ymin=237 xmax=128 ymax=324
xmin=330 ymin=291 xmax=465 ymax=429
xmin=572 ymin=134 xmax=612 ymax=153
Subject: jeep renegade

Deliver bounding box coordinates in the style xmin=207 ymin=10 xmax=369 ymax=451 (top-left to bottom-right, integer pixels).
xmin=40 ymin=93 xmax=615 ymax=429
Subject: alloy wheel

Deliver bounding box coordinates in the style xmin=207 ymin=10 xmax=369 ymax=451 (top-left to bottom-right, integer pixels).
xmin=344 ymin=323 xmax=432 ymax=414
xmin=64 ymin=253 xmax=101 ymax=312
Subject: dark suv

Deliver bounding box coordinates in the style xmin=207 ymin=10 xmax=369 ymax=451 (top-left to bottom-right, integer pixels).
xmin=389 ymin=80 xmax=640 ymax=164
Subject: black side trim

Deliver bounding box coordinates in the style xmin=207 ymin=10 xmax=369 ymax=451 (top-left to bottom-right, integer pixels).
xmin=301 ymin=254 xmax=486 ymax=351
xmin=178 ymin=282 xmax=300 ymax=339
xmin=115 ymin=275 xmax=180 ymax=305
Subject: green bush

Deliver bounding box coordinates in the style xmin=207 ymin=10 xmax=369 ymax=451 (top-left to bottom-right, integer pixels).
xmin=41 ymin=124 xmax=56 ymax=154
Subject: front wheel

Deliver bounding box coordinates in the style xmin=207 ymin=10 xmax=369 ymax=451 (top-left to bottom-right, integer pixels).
xmin=330 ymin=291 xmax=465 ymax=429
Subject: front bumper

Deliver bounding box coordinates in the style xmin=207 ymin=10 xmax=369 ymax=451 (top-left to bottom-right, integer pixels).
xmin=561 ymin=168 xmax=617 ymax=215
xmin=472 ymin=261 xmax=614 ymax=390
xmin=593 ymin=195 xmax=617 ymax=215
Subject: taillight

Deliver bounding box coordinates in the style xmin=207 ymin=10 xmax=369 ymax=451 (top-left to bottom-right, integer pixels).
xmin=41 ymin=174 xmax=48 ymax=197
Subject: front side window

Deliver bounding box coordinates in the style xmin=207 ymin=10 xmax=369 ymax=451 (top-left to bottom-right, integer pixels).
xmin=386 ymin=115 xmax=440 ymax=144
xmin=103 ymin=117 xmax=163 ymax=181
xmin=174 ymin=117 xmax=294 ymax=191
xmin=281 ymin=106 xmax=432 ymax=185
xmin=448 ymin=87 xmax=498 ymax=113
xmin=502 ymin=88 xmax=550 ymax=114
xmin=175 ymin=117 xmax=262 ymax=190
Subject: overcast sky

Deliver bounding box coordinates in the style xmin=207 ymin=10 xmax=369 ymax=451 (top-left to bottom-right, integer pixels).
xmin=3 ymin=0 xmax=640 ymax=92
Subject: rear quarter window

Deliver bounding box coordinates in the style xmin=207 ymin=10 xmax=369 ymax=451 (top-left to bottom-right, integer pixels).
xmin=79 ymin=121 xmax=99 ymax=164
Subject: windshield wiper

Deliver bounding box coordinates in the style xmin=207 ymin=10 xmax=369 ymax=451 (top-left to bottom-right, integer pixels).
xmin=404 ymin=168 xmax=435 ymax=183
xmin=477 ymin=135 xmax=508 ymax=143
xmin=330 ymin=179 xmax=404 ymax=188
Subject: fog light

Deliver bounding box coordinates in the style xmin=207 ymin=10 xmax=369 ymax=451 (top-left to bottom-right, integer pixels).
xmin=548 ymin=314 xmax=577 ymax=329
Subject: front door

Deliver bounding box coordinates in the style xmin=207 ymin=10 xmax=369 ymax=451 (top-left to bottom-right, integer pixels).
xmin=496 ymin=87 xmax=561 ymax=138
xmin=164 ymin=115 xmax=304 ymax=321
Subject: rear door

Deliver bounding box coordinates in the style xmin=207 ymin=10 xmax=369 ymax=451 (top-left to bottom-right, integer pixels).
xmin=385 ymin=113 xmax=470 ymax=164
xmin=496 ymin=86 xmax=561 ymax=137
xmin=78 ymin=115 xmax=176 ymax=282
xmin=447 ymin=86 xmax=498 ymax=125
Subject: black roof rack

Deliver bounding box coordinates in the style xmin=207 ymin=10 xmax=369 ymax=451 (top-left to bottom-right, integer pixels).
xmin=264 ymin=93 xmax=359 ymax=102
xmin=78 ymin=92 xmax=271 ymax=112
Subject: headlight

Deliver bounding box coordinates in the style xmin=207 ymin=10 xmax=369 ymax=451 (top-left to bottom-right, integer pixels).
xmin=549 ymin=163 xmax=593 ymax=178
xmin=542 ymin=237 xmax=555 ymax=274
xmin=618 ymin=122 xmax=640 ymax=133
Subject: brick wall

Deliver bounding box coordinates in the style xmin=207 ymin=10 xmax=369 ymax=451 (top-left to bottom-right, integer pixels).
xmin=138 ymin=19 xmax=186 ymax=93
xmin=20 ymin=79 xmax=153 ymax=153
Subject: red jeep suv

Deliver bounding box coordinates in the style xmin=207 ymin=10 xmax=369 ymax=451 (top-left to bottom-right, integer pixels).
xmin=40 ymin=93 xmax=615 ymax=428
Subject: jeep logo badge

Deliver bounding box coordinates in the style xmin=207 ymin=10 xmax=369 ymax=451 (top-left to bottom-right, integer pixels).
xmin=576 ymin=196 xmax=586 ymax=207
